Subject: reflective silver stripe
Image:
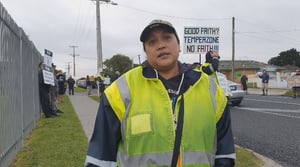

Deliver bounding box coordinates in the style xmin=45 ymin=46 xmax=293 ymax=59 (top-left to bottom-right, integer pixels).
xmin=118 ymin=151 xmax=215 ymax=166
xmin=118 ymin=151 xmax=173 ymax=166
xmin=209 ymin=76 xmax=217 ymax=112
xmin=85 ymin=155 xmax=117 ymax=167
xmin=216 ymin=153 xmax=236 ymax=159
xmin=115 ymin=75 xmax=131 ymax=110
xmin=209 ymin=77 xmax=218 ymax=166
xmin=183 ymin=151 xmax=214 ymax=165
xmin=115 ymin=75 xmax=132 ymax=156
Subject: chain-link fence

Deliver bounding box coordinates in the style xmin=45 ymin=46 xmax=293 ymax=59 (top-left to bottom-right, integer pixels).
xmin=0 ymin=2 xmax=42 ymax=167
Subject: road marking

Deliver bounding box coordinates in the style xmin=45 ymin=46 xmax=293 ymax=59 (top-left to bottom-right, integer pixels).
xmin=237 ymin=107 xmax=300 ymax=119
xmin=244 ymin=98 xmax=300 ymax=106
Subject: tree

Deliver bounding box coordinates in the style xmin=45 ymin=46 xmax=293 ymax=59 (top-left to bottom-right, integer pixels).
xmin=268 ymin=48 xmax=300 ymax=67
xmin=103 ymin=54 xmax=132 ymax=75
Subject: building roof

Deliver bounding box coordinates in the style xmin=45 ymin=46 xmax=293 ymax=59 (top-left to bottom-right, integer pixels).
xmin=219 ymin=60 xmax=267 ymax=70
xmin=219 ymin=60 xmax=288 ymax=71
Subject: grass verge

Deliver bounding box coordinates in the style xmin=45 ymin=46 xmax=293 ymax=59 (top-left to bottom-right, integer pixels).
xmin=9 ymin=96 xmax=88 ymax=167
xmin=235 ymin=146 xmax=264 ymax=167
xmin=89 ymin=95 xmax=100 ymax=103
xmin=74 ymin=87 xmax=87 ymax=93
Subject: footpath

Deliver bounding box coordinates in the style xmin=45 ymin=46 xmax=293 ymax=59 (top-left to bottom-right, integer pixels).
xmin=69 ymin=89 xmax=286 ymax=167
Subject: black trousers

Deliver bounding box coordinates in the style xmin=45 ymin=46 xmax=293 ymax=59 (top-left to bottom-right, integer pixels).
xmin=39 ymin=88 xmax=53 ymax=117
xmin=69 ymin=87 xmax=74 ymax=95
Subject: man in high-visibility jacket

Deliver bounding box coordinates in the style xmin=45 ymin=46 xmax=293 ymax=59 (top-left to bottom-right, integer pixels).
xmin=97 ymin=72 xmax=105 ymax=97
xmin=85 ymin=19 xmax=235 ymax=167
xmin=201 ymin=51 xmax=220 ymax=75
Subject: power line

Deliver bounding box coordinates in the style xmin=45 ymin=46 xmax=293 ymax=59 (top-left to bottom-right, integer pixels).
xmin=235 ymin=18 xmax=300 ymax=43
xmin=236 ymin=29 xmax=300 ymax=34
xmin=117 ymin=4 xmax=231 ymax=21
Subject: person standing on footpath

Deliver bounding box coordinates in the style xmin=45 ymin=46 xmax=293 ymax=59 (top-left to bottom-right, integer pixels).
xmin=86 ymin=75 xmax=92 ymax=96
xmin=240 ymin=74 xmax=248 ymax=94
xmin=259 ymin=70 xmax=269 ymax=96
xmin=97 ymin=72 xmax=105 ymax=97
xmin=38 ymin=61 xmax=57 ymax=118
xmin=67 ymin=75 xmax=75 ymax=95
xmin=85 ymin=19 xmax=235 ymax=167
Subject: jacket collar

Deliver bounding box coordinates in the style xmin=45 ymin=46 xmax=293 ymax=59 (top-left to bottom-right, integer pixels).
xmin=141 ymin=61 xmax=192 ymax=79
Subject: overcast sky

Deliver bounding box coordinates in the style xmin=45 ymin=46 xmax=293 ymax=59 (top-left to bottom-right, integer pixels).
xmin=1 ymin=0 xmax=300 ymax=78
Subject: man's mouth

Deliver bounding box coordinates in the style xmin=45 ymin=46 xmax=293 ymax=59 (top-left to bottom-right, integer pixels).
xmin=158 ymin=52 xmax=169 ymax=58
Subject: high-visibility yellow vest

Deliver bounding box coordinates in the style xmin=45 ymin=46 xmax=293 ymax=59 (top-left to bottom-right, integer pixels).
xmin=105 ymin=66 xmax=227 ymax=167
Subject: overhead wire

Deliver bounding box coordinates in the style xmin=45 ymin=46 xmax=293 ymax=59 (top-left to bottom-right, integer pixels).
xmin=235 ymin=18 xmax=300 ymax=44
xmin=77 ymin=3 xmax=95 ymax=41
xmin=72 ymin=0 xmax=95 ymax=45
xmin=72 ymin=0 xmax=84 ymax=44
xmin=117 ymin=4 xmax=231 ymax=21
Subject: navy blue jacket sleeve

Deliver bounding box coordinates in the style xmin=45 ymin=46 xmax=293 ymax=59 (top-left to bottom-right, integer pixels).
xmin=85 ymin=95 xmax=121 ymax=167
xmin=215 ymin=105 xmax=235 ymax=167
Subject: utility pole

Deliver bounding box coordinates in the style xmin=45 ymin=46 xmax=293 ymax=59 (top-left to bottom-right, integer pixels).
xmin=92 ymin=0 xmax=117 ymax=74
xmin=96 ymin=0 xmax=103 ymax=74
xmin=231 ymin=17 xmax=235 ymax=81
xmin=69 ymin=46 xmax=79 ymax=78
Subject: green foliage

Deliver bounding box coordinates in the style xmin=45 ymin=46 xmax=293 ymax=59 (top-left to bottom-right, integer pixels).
xmin=268 ymin=48 xmax=300 ymax=67
xmin=103 ymin=54 xmax=133 ymax=75
xmin=10 ymin=96 xmax=88 ymax=167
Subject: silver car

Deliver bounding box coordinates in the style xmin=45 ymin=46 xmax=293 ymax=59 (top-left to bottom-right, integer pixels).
xmin=227 ymin=80 xmax=245 ymax=106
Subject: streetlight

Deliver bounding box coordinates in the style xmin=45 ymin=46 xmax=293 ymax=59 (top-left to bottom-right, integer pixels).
xmin=94 ymin=0 xmax=118 ymax=74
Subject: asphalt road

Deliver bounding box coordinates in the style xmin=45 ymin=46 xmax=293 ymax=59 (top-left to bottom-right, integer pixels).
xmin=230 ymin=94 xmax=300 ymax=167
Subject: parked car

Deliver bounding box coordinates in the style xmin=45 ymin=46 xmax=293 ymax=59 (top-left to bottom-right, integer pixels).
xmin=76 ymin=79 xmax=86 ymax=89
xmin=227 ymin=80 xmax=245 ymax=106
xmin=215 ymin=72 xmax=245 ymax=106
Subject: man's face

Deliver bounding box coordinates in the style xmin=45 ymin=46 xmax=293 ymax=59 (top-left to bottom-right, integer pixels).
xmin=143 ymin=28 xmax=180 ymax=71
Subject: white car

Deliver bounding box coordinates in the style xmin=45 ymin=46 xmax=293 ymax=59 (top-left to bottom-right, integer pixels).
xmin=227 ymin=80 xmax=245 ymax=106
xmin=215 ymin=72 xmax=245 ymax=106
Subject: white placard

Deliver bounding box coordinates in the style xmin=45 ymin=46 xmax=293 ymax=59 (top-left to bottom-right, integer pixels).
xmin=43 ymin=49 xmax=54 ymax=85
xmin=183 ymin=27 xmax=219 ymax=54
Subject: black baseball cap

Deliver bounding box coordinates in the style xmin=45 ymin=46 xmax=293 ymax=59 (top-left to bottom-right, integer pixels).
xmin=140 ymin=19 xmax=179 ymax=43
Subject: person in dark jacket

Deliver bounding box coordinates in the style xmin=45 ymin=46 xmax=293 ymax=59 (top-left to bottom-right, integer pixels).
xmin=38 ymin=62 xmax=57 ymax=118
xmin=240 ymin=74 xmax=248 ymax=94
xmin=56 ymin=71 xmax=66 ymax=102
xmin=67 ymin=76 xmax=75 ymax=95
xmin=259 ymin=70 xmax=269 ymax=96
